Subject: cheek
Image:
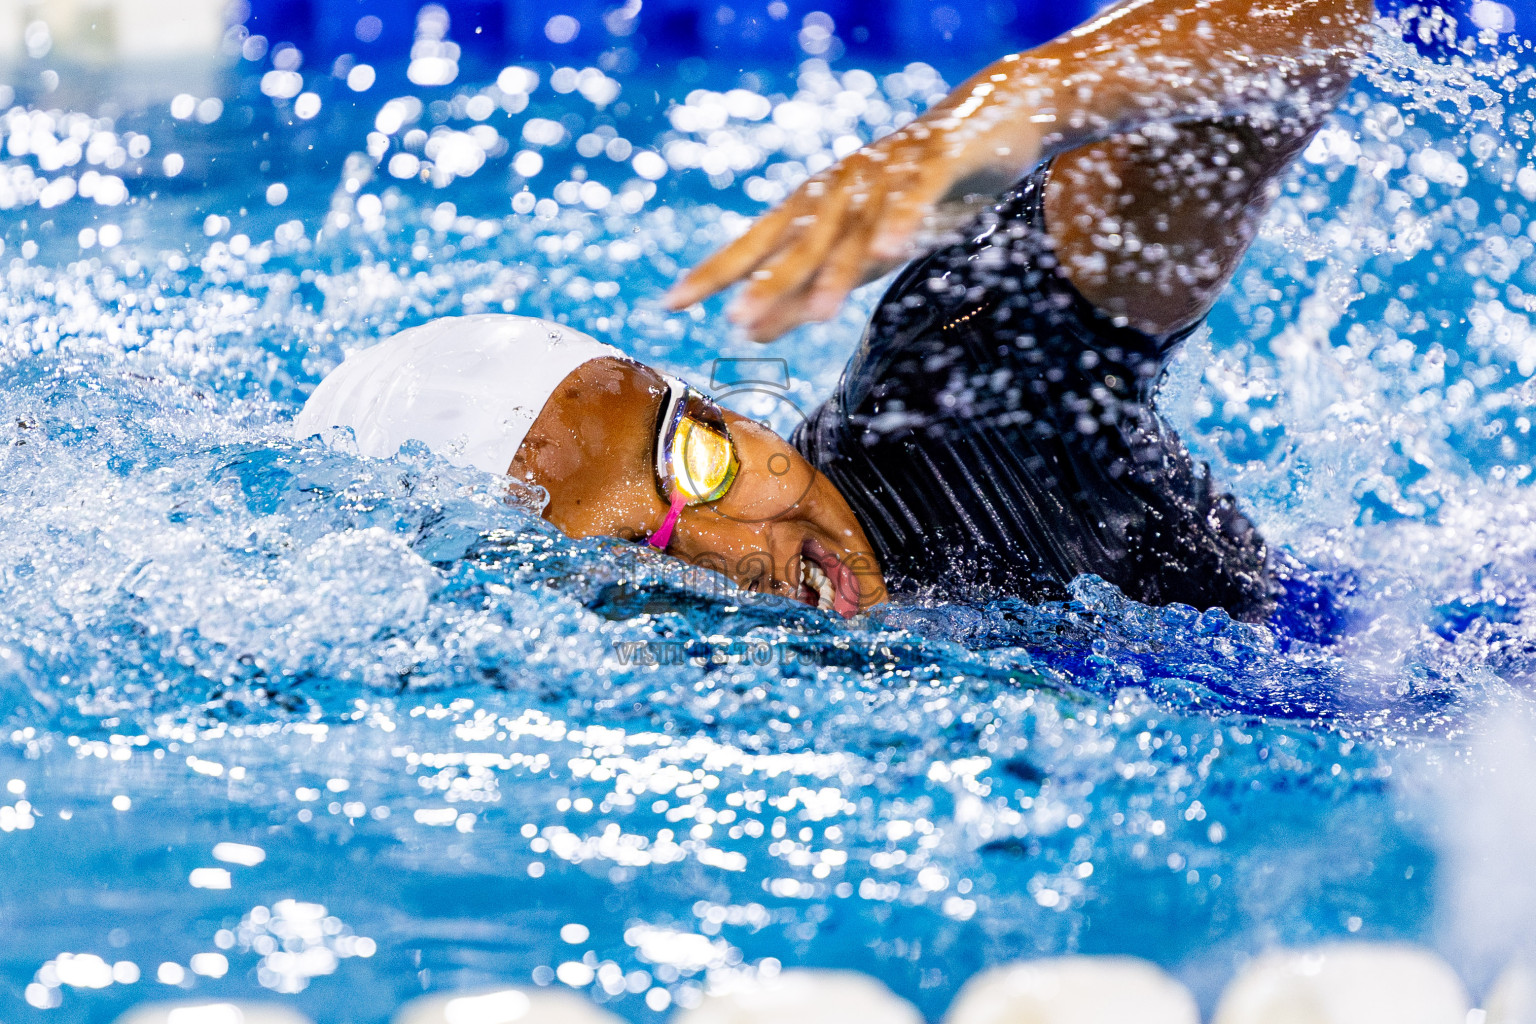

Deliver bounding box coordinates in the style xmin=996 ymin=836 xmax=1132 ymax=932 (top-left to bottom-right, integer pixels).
xmin=547 ymin=477 xmax=660 ymax=538
xmin=527 ymin=436 xmax=583 ymax=485
xmin=671 ymin=518 xmax=779 ymax=574
xmin=530 ymin=415 xmax=628 ymax=488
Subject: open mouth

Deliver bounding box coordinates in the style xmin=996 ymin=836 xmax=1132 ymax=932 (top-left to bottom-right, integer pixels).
xmin=796 ymin=538 xmax=856 ymax=616
xmin=798 ymin=551 xmax=837 ymax=612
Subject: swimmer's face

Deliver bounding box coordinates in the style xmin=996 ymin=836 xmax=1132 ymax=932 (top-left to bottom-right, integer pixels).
xmin=509 ymin=357 xmax=888 ymax=616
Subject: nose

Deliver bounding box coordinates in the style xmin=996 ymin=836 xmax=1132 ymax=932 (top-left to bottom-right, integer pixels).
xmin=712 ymin=420 xmax=819 ymax=526
xmin=734 ymin=549 xmax=777 ymax=593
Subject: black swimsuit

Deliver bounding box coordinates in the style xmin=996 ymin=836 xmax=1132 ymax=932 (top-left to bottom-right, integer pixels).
xmin=792 ymin=164 xmax=1274 ymax=621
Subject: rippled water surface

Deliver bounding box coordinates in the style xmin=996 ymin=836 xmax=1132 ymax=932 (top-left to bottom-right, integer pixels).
xmin=5 ymin=7 xmax=1536 ymax=1021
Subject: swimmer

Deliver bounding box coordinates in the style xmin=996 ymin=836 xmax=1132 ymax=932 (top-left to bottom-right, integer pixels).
xmin=297 ymin=0 xmax=1370 ymax=621
xmin=295 ymin=315 xmax=887 ymax=618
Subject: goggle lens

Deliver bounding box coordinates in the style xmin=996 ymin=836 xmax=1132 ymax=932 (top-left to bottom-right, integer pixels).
xmin=671 ymin=415 xmax=738 ymax=503
xmin=655 ymin=378 xmax=739 ymax=507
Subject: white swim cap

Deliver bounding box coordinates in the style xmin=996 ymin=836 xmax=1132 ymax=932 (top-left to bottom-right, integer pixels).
xmin=293 ymin=314 xmax=625 ymax=476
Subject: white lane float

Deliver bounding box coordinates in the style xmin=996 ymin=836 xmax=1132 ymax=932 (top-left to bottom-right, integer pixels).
xmin=942 ymin=956 xmax=1198 ymax=1024
xmin=1213 ymin=943 xmax=1470 ymax=1024
xmin=113 ymin=1002 xmax=314 ymax=1024
xmin=675 ymin=968 xmax=923 ymax=1024
xmin=393 ymin=987 xmax=624 ymax=1023
xmin=106 ymin=944 xmax=1515 ymax=1024
xmin=1486 ymin=961 xmax=1536 ymax=1024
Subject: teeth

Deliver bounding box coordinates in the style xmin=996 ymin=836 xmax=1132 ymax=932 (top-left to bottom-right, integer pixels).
xmin=801 ymin=559 xmax=835 ymax=611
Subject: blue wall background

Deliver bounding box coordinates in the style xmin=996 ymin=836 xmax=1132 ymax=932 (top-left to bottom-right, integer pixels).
xmin=241 ymin=0 xmax=1501 ymax=73
xmin=237 ymin=0 xmax=1536 ymax=82
xmin=240 ymin=0 xmax=1085 ymax=69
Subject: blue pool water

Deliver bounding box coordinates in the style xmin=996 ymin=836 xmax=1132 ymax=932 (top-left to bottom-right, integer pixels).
xmin=4 ymin=4 xmax=1536 ymax=1020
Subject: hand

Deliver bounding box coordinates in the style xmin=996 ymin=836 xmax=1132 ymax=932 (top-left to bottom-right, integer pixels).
xmin=664 ymin=95 xmax=1042 ymax=342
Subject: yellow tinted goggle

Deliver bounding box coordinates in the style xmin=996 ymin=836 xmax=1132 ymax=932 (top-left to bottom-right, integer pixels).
xmin=654 ymin=376 xmax=739 ymax=505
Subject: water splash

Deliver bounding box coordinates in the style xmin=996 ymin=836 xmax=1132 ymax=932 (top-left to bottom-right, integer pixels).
xmin=2 ymin=10 xmax=1536 ymax=1021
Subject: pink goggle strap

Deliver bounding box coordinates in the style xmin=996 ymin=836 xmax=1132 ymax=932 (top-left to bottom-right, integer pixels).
xmin=647 ymin=491 xmax=688 ymax=551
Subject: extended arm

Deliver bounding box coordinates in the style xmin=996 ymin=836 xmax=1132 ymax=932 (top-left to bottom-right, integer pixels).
xmin=666 ymin=0 xmax=1373 ymax=341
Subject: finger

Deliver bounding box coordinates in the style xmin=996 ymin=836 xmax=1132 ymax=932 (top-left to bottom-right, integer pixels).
xmin=666 ymin=172 xmax=840 ymax=309
xmin=736 ymin=202 xmax=879 ymax=342
xmin=867 ymin=160 xmax=952 ymax=263
xmin=729 ymin=166 xmax=860 ymax=327
xmin=663 ymin=198 xmax=803 ymax=310
xmin=738 ymin=273 xmax=822 ymax=343
xmin=802 ymin=194 xmax=883 ymax=323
